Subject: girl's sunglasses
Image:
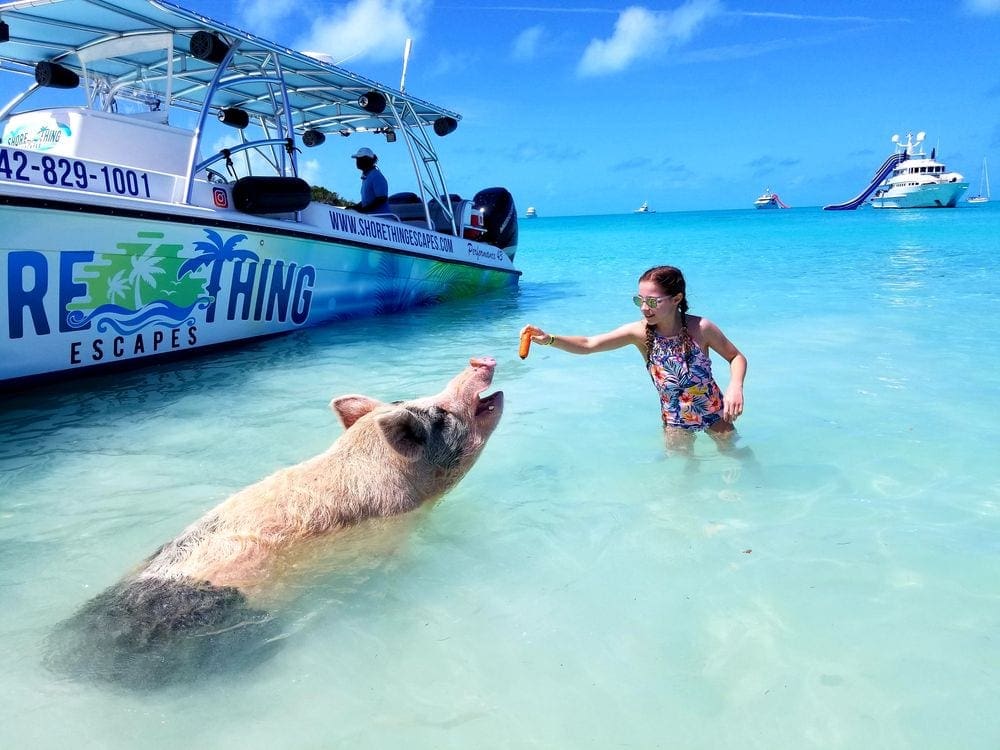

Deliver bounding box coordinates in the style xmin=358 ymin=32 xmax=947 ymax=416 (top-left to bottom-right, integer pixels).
xmin=632 ymin=295 xmax=670 ymax=309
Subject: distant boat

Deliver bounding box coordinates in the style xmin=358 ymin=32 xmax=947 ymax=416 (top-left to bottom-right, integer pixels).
xmin=526 ymin=206 xmax=537 ymax=217
xmin=968 ymin=158 xmax=990 ymax=204
xmin=754 ymin=188 xmax=789 ymax=209
xmin=634 ymin=201 xmax=655 ymax=213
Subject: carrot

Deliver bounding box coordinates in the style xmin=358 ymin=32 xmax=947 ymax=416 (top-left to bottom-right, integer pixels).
xmin=518 ymin=330 xmax=532 ymax=359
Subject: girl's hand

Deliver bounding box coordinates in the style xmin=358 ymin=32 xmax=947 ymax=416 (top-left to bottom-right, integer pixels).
xmin=520 ymin=325 xmax=550 ymax=344
xmin=724 ymin=384 xmax=744 ymax=422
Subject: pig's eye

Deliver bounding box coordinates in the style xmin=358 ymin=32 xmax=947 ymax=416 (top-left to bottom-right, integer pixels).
xmin=423 ymin=406 xmax=469 ymax=467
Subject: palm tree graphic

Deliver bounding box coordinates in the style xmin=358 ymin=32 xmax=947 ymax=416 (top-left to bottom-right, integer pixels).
xmin=179 ymin=229 xmax=259 ymax=322
xmin=107 ymin=270 xmax=129 ymax=306
xmin=128 ymin=246 xmax=166 ymax=309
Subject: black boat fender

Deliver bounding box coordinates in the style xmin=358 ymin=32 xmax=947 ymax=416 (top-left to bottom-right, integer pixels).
xmin=232 ymin=176 xmax=312 ymax=215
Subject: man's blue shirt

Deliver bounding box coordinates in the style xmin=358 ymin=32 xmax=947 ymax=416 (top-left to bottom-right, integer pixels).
xmin=360 ymin=167 xmax=388 ymax=212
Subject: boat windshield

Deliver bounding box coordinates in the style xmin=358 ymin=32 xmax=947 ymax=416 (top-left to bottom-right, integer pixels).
xmin=76 ymin=33 xmax=174 ymax=122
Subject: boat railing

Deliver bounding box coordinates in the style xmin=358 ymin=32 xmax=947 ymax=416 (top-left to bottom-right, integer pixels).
xmin=194 ymin=138 xmax=299 ymax=179
xmin=0 ymin=12 xmax=492 ymax=237
xmin=183 ymin=39 xmax=299 ymax=204
xmin=390 ymin=96 xmax=459 ymax=236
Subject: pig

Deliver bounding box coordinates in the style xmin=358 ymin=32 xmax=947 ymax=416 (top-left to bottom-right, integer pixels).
xmin=45 ymin=356 xmax=503 ymax=687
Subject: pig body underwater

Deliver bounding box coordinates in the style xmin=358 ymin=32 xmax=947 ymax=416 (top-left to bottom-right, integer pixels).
xmin=46 ymin=357 xmax=504 ymax=687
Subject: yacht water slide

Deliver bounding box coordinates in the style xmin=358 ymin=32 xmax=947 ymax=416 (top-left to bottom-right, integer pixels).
xmin=823 ymin=152 xmax=907 ymax=210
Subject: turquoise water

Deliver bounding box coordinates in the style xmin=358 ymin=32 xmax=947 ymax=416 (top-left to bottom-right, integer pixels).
xmin=2 ymin=205 xmax=999 ymax=748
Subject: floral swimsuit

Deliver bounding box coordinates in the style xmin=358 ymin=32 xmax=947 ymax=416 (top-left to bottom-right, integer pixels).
xmin=647 ymin=330 xmax=724 ymax=430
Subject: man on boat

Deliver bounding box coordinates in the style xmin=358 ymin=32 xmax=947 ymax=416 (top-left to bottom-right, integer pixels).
xmin=351 ymin=147 xmax=389 ymax=213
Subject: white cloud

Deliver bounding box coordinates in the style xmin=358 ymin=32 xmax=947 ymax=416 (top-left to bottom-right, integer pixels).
xmin=512 ymin=25 xmax=545 ymax=61
xmin=578 ymin=7 xmax=661 ymax=75
xmin=297 ymin=158 xmax=322 ymax=185
xmin=965 ymin=0 xmax=1000 ymax=13
xmin=295 ymin=0 xmax=427 ymax=64
xmin=668 ymin=0 xmax=723 ymax=41
xmin=577 ymin=0 xmax=722 ymax=76
xmin=238 ymin=0 xmax=298 ymax=30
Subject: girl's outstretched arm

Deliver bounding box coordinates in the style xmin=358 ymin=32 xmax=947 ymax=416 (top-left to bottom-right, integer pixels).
xmin=520 ymin=322 xmax=645 ymax=355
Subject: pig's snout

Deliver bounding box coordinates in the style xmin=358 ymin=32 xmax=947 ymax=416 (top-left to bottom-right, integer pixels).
xmin=469 ymin=356 xmax=496 ymax=371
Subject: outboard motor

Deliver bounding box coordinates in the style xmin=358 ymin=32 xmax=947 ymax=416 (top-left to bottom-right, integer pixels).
xmin=472 ymin=187 xmax=518 ymax=258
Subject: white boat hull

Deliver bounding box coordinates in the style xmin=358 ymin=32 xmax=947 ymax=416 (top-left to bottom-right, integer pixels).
xmin=1 ymin=198 xmax=518 ymax=386
xmin=870 ymin=181 xmax=968 ymax=208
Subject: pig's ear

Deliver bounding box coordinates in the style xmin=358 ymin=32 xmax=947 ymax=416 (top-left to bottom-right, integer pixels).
xmin=376 ymin=409 xmax=427 ymax=461
xmin=331 ymin=395 xmax=384 ymax=429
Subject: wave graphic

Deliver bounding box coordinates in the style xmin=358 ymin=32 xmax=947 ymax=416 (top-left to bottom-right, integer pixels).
xmin=66 ymin=298 xmax=212 ymax=335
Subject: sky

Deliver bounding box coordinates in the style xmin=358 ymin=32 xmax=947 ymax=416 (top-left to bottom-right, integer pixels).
xmin=5 ymin=0 xmax=1000 ymax=214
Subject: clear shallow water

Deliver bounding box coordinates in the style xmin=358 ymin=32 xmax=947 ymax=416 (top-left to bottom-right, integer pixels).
xmin=2 ymin=205 xmax=999 ymax=748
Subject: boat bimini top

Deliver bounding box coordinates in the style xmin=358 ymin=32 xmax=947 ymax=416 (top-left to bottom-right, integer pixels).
xmin=0 ymin=0 xmax=463 ymax=220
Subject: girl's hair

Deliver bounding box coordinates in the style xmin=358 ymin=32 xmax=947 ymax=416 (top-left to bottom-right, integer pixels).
xmin=640 ymin=265 xmax=691 ymax=365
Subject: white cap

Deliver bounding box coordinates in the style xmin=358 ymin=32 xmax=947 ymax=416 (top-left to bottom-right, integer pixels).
xmin=351 ymin=147 xmax=376 ymax=159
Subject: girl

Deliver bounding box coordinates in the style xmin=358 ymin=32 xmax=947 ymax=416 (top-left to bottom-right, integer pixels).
xmin=522 ymin=265 xmax=746 ymax=452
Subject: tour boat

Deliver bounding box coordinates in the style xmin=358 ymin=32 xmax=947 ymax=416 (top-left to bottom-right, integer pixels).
xmin=869 ymin=132 xmax=967 ymax=209
xmin=526 ymin=206 xmax=537 ymax=218
xmin=0 ymin=0 xmax=520 ymax=389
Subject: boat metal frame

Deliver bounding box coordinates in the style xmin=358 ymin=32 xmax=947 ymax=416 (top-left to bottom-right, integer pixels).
xmin=0 ymin=0 xmax=462 ymax=228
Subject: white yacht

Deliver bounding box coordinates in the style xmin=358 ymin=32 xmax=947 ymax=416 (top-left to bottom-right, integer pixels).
xmin=634 ymin=201 xmax=655 ymax=213
xmin=869 ymin=132 xmax=967 ymax=209
xmin=753 ymin=189 xmax=788 ymax=209
xmin=526 ymin=206 xmax=537 ymax=217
